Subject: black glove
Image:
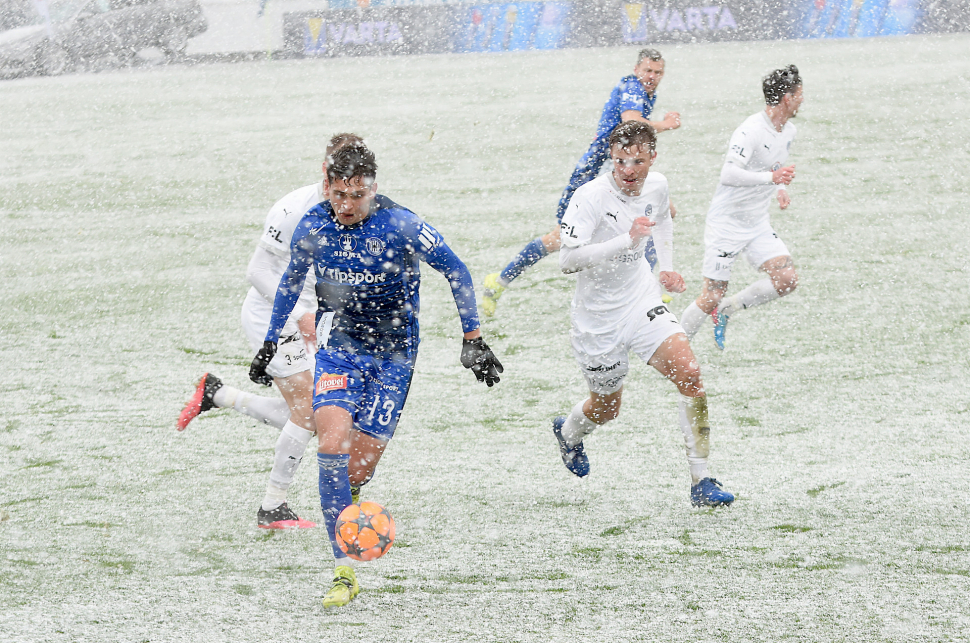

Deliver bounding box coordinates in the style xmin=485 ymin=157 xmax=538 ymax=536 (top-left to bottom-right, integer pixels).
xmin=460 ymin=337 xmax=503 ymax=387
xmin=249 ymin=340 xmax=277 ymax=386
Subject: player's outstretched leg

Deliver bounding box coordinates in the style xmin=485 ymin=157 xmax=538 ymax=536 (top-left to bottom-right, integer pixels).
xmin=482 ymin=237 xmax=549 ymax=316
xmin=176 ymin=373 xmax=291 ymax=430
xmin=322 ymin=565 xmax=359 ymax=608
xmin=177 ymin=373 xmax=223 ymax=430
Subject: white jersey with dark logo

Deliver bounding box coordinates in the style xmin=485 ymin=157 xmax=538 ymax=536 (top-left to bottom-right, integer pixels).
xmin=560 ymin=172 xmax=673 ymax=347
xmin=707 ymin=111 xmax=796 ymax=232
xmin=258 ymin=183 xmax=325 ymax=258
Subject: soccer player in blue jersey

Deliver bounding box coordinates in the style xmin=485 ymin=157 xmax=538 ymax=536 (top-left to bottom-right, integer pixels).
xmin=249 ymin=140 xmax=502 ymax=608
xmin=481 ymin=48 xmax=682 ymax=316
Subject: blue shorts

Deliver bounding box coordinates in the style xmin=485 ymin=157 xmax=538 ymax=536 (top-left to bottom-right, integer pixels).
xmin=312 ymin=348 xmax=414 ymax=441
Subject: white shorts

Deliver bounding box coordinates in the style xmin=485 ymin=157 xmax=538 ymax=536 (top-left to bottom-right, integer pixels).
xmin=702 ymin=226 xmax=790 ymax=282
xmin=571 ymin=303 xmax=683 ymax=395
xmin=241 ymin=289 xmax=312 ymax=379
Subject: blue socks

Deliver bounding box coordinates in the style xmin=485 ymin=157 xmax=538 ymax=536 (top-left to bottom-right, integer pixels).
xmin=499 ymin=237 xmax=548 ymax=284
xmin=318 ymin=453 xmax=352 ymax=561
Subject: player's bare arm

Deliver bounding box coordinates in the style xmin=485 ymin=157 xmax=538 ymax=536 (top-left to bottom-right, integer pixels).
xmin=621 ymin=109 xmax=681 ymax=132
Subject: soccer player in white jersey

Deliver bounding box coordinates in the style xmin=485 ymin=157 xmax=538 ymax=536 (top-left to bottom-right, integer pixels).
xmin=177 ymin=134 xmax=365 ymax=529
xmin=554 ymin=120 xmax=734 ymax=507
xmin=679 ymin=65 xmax=803 ymax=349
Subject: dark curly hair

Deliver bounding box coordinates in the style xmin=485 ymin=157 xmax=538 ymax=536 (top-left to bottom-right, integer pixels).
xmin=763 ymin=65 xmax=801 ymax=106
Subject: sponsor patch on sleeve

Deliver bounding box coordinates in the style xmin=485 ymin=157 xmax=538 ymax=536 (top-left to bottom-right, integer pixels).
xmin=315 ymin=373 xmax=348 ymax=394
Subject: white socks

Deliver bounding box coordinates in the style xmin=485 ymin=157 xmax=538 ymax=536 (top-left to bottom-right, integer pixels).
xmin=718 ymin=278 xmax=779 ymax=317
xmin=679 ymin=395 xmax=711 ymax=484
xmin=212 ymin=385 xmax=291 ymax=429
xmin=679 ymin=302 xmax=708 ymax=340
xmin=560 ymin=400 xmax=599 ymax=447
xmin=262 ymin=420 xmax=315 ymax=511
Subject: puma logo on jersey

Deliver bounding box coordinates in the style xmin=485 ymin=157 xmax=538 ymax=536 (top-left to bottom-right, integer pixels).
xmin=605 ymin=211 xmax=617 ymax=221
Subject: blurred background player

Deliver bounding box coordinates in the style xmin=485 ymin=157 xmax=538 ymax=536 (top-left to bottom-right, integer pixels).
xmin=679 ymin=65 xmax=803 ymax=349
xmin=481 ymin=47 xmax=681 ymax=316
xmin=249 ymin=141 xmax=502 ymax=608
xmin=177 ymin=134 xmax=365 ymax=530
xmin=553 ymin=121 xmax=734 ymax=508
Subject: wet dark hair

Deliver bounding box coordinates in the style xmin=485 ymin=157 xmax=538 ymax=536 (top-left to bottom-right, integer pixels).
xmin=326 ymin=132 xmax=365 ymax=162
xmin=609 ymin=120 xmax=657 ymax=152
xmin=763 ymin=65 xmax=801 ymax=106
xmin=326 ymin=142 xmax=377 ymax=184
xmin=637 ymin=48 xmax=663 ymax=64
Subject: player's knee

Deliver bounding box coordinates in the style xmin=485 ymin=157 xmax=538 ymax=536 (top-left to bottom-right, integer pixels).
xmin=673 ymin=363 xmax=704 ymax=397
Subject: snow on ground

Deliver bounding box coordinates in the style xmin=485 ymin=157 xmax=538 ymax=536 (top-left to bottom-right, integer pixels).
xmin=1 ymin=33 xmax=969 ymax=642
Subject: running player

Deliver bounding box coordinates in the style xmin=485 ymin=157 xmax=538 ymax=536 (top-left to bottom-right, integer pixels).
xmin=679 ymin=65 xmax=803 ymax=349
xmin=177 ymin=134 xmax=364 ymax=530
xmin=249 ymin=140 xmax=502 ymax=608
xmin=481 ymin=48 xmax=681 ymax=316
xmin=553 ymin=120 xmax=734 ymax=508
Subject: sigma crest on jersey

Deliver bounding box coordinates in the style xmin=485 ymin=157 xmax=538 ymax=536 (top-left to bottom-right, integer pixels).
xmin=339 ymin=235 xmax=357 ymax=252
xmin=644 ymin=204 xmax=653 ymax=217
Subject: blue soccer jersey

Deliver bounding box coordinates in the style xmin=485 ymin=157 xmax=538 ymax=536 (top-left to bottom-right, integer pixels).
xmin=556 ymin=75 xmax=657 ymax=222
xmin=266 ymin=195 xmax=479 ymax=358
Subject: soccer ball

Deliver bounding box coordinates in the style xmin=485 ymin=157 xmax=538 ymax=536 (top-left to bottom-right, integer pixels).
xmin=335 ymin=502 xmax=395 ymax=561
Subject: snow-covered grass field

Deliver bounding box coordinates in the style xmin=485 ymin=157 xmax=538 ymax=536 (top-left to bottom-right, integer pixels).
xmin=2 ymin=32 xmax=969 ymax=642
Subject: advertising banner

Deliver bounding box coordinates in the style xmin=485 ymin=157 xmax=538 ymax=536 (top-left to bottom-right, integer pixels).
xmin=615 ymin=1 xmax=794 ymax=43
xmin=282 ymin=6 xmax=457 ymax=57
xmin=452 ymin=2 xmax=570 ymax=52
xmin=284 ymin=0 xmax=969 ymax=59
xmin=794 ymin=0 xmax=922 ymax=37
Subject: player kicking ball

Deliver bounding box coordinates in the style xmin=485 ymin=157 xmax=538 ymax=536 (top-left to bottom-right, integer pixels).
xmin=250 ymin=140 xmax=502 ymax=608
xmin=553 ymin=121 xmax=734 ymax=508
xmin=679 ymin=65 xmax=803 ymax=349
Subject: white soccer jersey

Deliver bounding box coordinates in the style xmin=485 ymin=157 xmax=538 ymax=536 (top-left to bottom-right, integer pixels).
xmin=560 ymin=172 xmax=673 ymax=347
xmin=246 ymin=183 xmax=323 ymax=319
xmin=258 ymin=183 xmax=325 ymax=258
xmin=707 ymin=111 xmax=796 ymax=232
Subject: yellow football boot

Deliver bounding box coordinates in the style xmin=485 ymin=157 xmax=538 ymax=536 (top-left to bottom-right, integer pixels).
xmin=322 ymin=565 xmax=359 ymax=608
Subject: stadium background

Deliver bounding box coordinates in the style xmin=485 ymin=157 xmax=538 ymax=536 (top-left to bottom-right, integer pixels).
xmin=171 ymin=0 xmax=970 ymax=57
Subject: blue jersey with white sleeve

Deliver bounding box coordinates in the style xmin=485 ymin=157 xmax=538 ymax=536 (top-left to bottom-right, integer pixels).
xmin=593 ymin=74 xmax=657 ymax=143
xmin=265 ymin=195 xmax=479 ymax=358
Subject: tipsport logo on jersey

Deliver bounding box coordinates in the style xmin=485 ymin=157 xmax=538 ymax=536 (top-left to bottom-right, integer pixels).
xmin=621 ymin=3 xmax=739 ymax=43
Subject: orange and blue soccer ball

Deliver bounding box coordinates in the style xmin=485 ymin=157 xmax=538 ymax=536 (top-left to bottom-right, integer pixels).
xmin=335 ymin=502 xmax=395 ymax=561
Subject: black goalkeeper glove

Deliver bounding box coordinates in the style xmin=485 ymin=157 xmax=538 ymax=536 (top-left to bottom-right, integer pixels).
xmin=460 ymin=337 xmax=503 ymax=387
xmin=249 ymin=340 xmax=277 ymax=386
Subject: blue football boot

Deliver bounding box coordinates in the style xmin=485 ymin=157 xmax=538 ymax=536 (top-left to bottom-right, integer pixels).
xmin=690 ymin=477 xmax=735 ymax=507
xmin=712 ymin=308 xmax=729 ymax=350
xmin=552 ymin=416 xmax=589 ymax=478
